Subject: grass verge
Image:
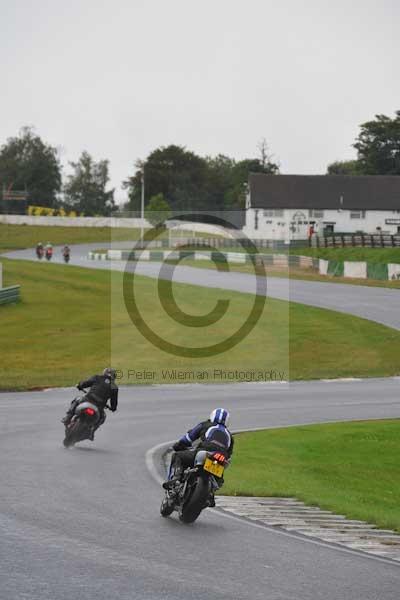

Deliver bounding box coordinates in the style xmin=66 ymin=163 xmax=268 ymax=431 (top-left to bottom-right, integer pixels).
xmin=296 ymin=246 xmax=400 ymax=264
xmin=222 ymin=420 xmax=400 ymax=532
xmin=0 ymin=223 xmax=143 ymax=254
xmin=0 ymin=223 xmax=225 ymax=254
xmin=2 ymin=259 xmax=400 ymax=389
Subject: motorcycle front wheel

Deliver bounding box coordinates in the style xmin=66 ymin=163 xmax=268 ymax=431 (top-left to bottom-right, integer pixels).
xmin=160 ymin=495 xmax=175 ymax=517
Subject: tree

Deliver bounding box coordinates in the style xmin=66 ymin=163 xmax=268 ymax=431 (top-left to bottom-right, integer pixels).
xmin=227 ymin=157 xmax=280 ymax=209
xmin=123 ymin=145 xmax=210 ymax=213
xmin=63 ymin=151 xmax=115 ymax=216
xmin=353 ymin=111 xmax=400 ymax=175
xmin=0 ymin=126 xmax=61 ymax=206
xmin=123 ymin=143 xmax=280 ymax=214
xmin=257 ymin=137 xmax=280 ymax=171
xmin=327 ymin=160 xmax=360 ymax=175
xmin=145 ymin=193 xmax=172 ymax=227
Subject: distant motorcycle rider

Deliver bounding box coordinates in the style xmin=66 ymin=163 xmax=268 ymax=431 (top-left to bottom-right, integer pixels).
xmin=62 ymin=245 xmax=70 ymax=262
xmin=45 ymin=242 xmax=53 ymax=260
xmin=62 ymin=368 xmax=119 ymax=440
xmin=36 ymin=242 xmax=44 ymax=259
xmin=163 ymin=408 xmax=233 ymax=506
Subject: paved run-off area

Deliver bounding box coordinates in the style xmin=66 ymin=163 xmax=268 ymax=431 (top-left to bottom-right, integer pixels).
xmin=217 ymin=496 xmax=400 ymax=562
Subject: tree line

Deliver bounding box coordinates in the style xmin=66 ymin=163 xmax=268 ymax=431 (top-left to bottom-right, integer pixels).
xmin=327 ymin=110 xmax=400 ymax=176
xmin=0 ymin=111 xmax=399 ymax=216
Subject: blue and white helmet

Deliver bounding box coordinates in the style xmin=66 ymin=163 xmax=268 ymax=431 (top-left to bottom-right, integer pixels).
xmin=210 ymin=408 xmax=230 ymax=427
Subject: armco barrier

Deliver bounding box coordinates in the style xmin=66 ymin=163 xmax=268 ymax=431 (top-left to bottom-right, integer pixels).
xmin=0 ymin=285 xmax=20 ymax=305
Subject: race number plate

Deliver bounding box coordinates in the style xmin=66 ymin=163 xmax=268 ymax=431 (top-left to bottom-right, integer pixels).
xmin=203 ymin=458 xmax=224 ymax=478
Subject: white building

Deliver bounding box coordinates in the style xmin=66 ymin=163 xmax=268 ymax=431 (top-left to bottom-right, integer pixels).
xmin=242 ymin=174 xmax=400 ymax=241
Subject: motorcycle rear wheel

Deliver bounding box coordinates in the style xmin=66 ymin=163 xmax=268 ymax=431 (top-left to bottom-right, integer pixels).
xmin=63 ymin=420 xmax=87 ymax=447
xmin=179 ymin=477 xmax=209 ymax=524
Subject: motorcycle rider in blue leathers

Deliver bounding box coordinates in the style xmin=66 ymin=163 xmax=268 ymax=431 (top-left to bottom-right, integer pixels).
xmin=163 ymin=408 xmax=233 ymax=507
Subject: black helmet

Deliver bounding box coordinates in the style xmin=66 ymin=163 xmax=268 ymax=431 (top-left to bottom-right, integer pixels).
xmin=103 ymin=367 xmax=116 ymax=380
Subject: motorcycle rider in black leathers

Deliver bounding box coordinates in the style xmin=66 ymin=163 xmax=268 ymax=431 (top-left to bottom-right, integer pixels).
xmin=163 ymin=408 xmax=233 ymax=507
xmin=62 ymin=368 xmax=118 ymax=440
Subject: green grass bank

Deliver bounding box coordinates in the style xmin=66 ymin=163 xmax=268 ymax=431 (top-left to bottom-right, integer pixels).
xmin=222 ymin=420 xmax=400 ymax=532
xmin=2 ymin=260 xmax=400 ymax=389
xmin=297 ymin=246 xmax=400 ymax=264
xmin=0 ymin=223 xmax=144 ymax=254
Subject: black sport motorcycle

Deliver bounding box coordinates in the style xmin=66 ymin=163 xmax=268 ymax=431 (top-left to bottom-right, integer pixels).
xmin=160 ymin=449 xmax=229 ymax=523
xmin=63 ymin=397 xmax=108 ymax=448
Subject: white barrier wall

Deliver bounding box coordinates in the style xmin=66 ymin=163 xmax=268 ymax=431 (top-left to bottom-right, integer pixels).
xmin=319 ymin=259 xmax=329 ymax=275
xmin=0 ymin=215 xmax=150 ymax=228
xmin=273 ymin=254 xmax=288 ymax=267
xmin=168 ymin=221 xmax=236 ymax=237
xmin=226 ymin=252 xmax=247 ymax=263
xmin=388 ymin=264 xmax=400 ymax=280
xmin=343 ymin=261 xmax=367 ymax=278
xmin=299 ymin=256 xmax=314 ymax=268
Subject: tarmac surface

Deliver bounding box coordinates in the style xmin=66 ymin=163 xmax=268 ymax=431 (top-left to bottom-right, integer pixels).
xmin=2 ymin=244 xmax=400 ymax=599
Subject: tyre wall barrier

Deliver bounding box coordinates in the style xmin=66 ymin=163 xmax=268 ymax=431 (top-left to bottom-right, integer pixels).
xmin=90 ymin=250 xmax=319 ymax=270
xmin=319 ymin=259 xmax=399 ymax=281
xmin=0 ymin=285 xmax=20 ymax=305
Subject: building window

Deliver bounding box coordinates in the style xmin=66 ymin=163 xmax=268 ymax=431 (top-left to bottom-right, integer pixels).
xmin=263 ymin=209 xmax=284 ymax=217
xmin=350 ymin=211 xmax=366 ymax=219
xmin=308 ymin=209 xmax=324 ymax=218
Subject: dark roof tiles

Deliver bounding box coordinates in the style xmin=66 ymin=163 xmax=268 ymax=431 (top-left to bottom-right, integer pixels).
xmin=249 ymin=174 xmax=400 ymax=210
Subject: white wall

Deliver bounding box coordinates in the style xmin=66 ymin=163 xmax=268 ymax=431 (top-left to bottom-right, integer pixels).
xmin=0 ymin=215 xmax=150 ymax=228
xmin=243 ymin=208 xmax=400 ymax=240
xmin=167 ymin=221 xmax=236 ymax=237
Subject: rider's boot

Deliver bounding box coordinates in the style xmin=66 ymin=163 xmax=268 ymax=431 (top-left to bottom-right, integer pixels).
xmin=61 ymin=411 xmax=73 ymax=425
xmin=208 ymin=493 xmax=216 ymax=508
xmin=162 ymin=466 xmax=182 ymax=490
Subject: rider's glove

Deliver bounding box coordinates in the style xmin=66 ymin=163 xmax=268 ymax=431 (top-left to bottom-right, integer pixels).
xmin=76 ymin=384 xmax=83 ymax=391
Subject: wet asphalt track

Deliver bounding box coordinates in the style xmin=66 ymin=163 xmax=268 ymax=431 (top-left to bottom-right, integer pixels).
xmin=1 ymin=245 xmax=400 ymax=599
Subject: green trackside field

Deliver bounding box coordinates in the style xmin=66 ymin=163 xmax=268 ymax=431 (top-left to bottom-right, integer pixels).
xmin=2 ymin=259 xmax=400 ymax=389
xmin=222 ymin=420 xmax=400 ymax=532
xmin=0 ymin=223 xmax=142 ymax=253
xmin=0 ymin=223 xmax=224 ymax=254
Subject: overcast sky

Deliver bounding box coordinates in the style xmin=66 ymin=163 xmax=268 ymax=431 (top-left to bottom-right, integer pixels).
xmin=1 ymin=0 xmax=399 ymax=202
